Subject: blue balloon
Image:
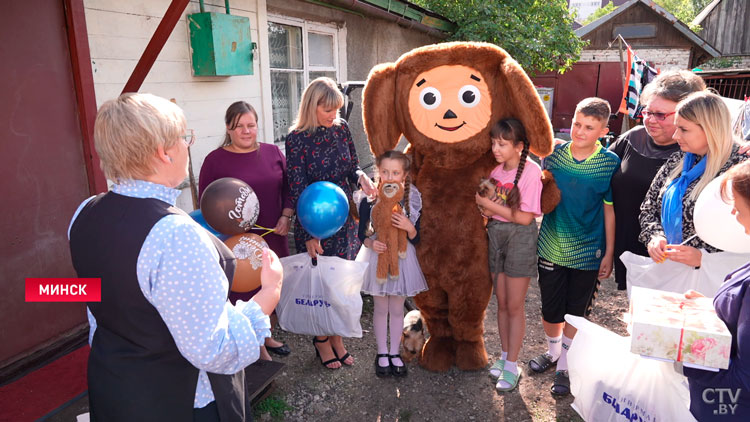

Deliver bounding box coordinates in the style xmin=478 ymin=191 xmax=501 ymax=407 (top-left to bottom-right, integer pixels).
xmin=188 ymin=209 xmax=230 ymax=241
xmin=297 ymin=181 xmax=350 ymax=239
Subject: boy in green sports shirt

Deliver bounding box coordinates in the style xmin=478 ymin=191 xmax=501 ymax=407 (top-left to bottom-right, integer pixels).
xmin=529 ymin=97 xmax=620 ymax=396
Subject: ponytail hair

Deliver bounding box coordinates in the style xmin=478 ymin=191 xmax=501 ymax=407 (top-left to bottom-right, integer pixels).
xmin=490 ymin=119 xmax=529 ymax=211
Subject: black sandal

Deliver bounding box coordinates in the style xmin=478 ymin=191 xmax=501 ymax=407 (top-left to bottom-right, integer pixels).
xmin=337 ymin=351 xmax=353 ymax=366
xmin=331 ymin=341 xmax=353 ymax=366
xmin=312 ymin=337 xmax=339 ymax=370
xmin=529 ymin=353 xmax=557 ymax=374
xmin=389 ymin=354 xmax=407 ymax=377
xmin=375 ymin=354 xmax=391 ymax=377
xmin=550 ymin=370 xmax=570 ymax=396
xmin=266 ymin=342 xmax=291 ymax=356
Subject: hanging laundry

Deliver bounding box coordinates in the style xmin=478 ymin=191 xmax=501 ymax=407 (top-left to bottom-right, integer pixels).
xmin=618 ymin=45 xmax=633 ymax=115
xmin=618 ymin=43 xmax=658 ymax=118
xmin=620 ymin=47 xmax=658 ymax=119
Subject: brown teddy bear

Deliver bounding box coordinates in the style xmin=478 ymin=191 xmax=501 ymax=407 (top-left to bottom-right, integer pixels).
xmin=540 ymin=169 xmax=561 ymax=214
xmin=371 ymin=182 xmax=408 ymax=283
xmin=362 ymin=42 xmax=553 ymax=371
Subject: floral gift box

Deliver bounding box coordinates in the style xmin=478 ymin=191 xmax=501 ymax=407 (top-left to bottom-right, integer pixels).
xmin=630 ymin=286 xmax=731 ymax=370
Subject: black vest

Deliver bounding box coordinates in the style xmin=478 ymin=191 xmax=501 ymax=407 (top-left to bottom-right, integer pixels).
xmin=70 ymin=192 xmax=245 ymax=421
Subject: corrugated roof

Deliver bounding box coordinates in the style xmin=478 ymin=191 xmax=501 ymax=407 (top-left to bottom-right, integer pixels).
xmin=575 ymin=0 xmax=720 ymax=57
xmin=575 ymin=0 xmax=636 ymax=36
xmin=357 ymin=0 xmax=455 ymax=32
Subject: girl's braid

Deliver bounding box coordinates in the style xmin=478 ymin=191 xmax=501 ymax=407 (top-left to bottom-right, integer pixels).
xmin=506 ymin=140 xmax=529 ymax=211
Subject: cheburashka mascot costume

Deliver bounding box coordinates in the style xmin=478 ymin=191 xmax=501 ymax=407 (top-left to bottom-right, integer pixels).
xmin=362 ymin=42 xmax=553 ymax=371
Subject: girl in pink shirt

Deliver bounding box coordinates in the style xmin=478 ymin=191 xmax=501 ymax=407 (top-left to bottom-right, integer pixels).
xmin=475 ymin=119 xmax=542 ymax=392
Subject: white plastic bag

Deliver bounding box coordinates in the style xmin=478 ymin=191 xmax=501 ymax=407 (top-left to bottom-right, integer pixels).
xmin=565 ymin=315 xmax=696 ymax=422
xmin=621 ymin=251 xmax=750 ymax=298
xmin=276 ymin=253 xmax=368 ymax=337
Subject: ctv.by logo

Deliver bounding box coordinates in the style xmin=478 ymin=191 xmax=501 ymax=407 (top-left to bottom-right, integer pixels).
xmin=703 ymin=388 xmax=741 ymax=416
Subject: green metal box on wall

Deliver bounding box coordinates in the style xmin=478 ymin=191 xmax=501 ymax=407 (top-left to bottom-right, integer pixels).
xmin=188 ymin=12 xmax=254 ymax=76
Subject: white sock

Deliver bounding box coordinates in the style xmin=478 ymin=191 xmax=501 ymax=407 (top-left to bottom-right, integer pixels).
xmin=556 ymin=335 xmax=573 ymax=372
xmin=373 ymin=296 xmax=389 ymax=367
xmin=496 ymin=360 xmax=518 ymax=389
xmin=546 ymin=334 xmax=562 ymax=361
xmin=388 ymin=296 xmax=405 ymax=367
xmin=490 ymin=351 xmax=508 ymax=378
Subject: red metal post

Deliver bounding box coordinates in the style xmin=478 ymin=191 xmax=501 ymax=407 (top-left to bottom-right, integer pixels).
xmin=121 ymin=0 xmax=191 ymax=94
xmin=64 ymin=0 xmax=108 ymax=194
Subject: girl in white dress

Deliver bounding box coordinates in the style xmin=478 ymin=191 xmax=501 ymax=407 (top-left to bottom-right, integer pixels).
xmin=356 ymin=150 xmax=428 ymax=377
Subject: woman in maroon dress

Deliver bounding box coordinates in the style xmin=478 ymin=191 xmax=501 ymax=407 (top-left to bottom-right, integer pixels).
xmin=199 ymin=101 xmax=292 ymax=360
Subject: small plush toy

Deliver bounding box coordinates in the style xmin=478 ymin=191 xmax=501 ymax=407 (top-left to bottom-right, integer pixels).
xmin=371 ymin=182 xmax=408 ymax=283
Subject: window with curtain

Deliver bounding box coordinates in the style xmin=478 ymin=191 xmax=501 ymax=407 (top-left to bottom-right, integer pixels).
xmin=268 ymin=19 xmax=340 ymax=143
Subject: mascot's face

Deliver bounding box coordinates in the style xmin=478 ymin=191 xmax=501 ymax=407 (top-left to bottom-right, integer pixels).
xmin=407 ymin=65 xmax=492 ymax=143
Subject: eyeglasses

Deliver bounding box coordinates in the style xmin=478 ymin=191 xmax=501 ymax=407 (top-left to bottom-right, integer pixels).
xmin=180 ymin=129 xmax=195 ymax=147
xmin=641 ymin=111 xmax=676 ymax=122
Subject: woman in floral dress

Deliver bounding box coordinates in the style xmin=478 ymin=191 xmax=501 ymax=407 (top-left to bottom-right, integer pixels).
xmin=285 ymin=77 xmax=377 ymax=369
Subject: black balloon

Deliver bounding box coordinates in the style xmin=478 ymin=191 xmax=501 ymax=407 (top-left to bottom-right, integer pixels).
xmin=200 ymin=177 xmax=260 ymax=235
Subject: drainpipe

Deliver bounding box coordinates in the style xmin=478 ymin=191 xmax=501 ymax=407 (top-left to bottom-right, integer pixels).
xmin=326 ymin=0 xmax=449 ymax=38
xmin=199 ymin=0 xmax=231 ymax=14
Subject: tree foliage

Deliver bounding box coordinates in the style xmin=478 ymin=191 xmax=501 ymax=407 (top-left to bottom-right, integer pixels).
xmin=652 ymin=0 xmax=714 ymax=30
xmin=413 ymin=0 xmax=586 ymax=74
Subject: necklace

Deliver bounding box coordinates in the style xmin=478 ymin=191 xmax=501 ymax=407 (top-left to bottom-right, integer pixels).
xmin=225 ymin=143 xmax=258 ymax=153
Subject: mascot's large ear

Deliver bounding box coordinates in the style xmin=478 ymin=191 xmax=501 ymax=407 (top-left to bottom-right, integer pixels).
xmin=500 ymin=59 xmax=554 ymax=157
xmin=363 ymin=63 xmax=402 ymax=157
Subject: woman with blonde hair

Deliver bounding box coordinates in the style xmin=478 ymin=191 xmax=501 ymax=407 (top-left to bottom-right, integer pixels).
xmin=285 ymin=77 xmax=377 ymax=369
xmin=69 ymin=93 xmax=283 ymax=421
xmin=640 ymin=90 xmax=747 ymax=268
xmin=609 ymin=70 xmax=706 ymax=290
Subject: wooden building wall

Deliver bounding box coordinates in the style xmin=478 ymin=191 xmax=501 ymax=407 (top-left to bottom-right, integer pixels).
xmin=698 ymin=0 xmax=750 ymax=55
xmin=84 ymin=0 xmax=268 ymax=212
xmin=586 ymin=3 xmax=697 ymax=50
